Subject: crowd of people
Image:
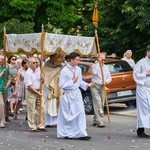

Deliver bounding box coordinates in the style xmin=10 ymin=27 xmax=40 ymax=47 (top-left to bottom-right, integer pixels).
xmin=0 ymin=46 xmax=150 ymax=140
xmin=0 ymin=51 xmax=93 ymax=140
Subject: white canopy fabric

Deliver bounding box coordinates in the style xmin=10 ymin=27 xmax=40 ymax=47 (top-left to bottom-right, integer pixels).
xmin=6 ymin=33 xmax=42 ymax=53
xmin=45 ymin=33 xmax=97 ymax=55
xmin=6 ymin=32 xmax=97 ymax=55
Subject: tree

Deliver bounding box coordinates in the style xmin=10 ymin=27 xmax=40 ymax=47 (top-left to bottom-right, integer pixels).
xmin=0 ymin=0 xmax=39 ymax=21
xmin=97 ymin=0 xmax=150 ymax=61
xmin=0 ymin=18 xmax=34 ymax=48
xmin=1 ymin=0 xmax=150 ymax=61
xmin=0 ymin=0 xmax=84 ymax=48
xmin=0 ymin=0 xmax=82 ymax=33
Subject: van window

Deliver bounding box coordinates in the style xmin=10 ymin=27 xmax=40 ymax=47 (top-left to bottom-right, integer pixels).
xmin=107 ymin=61 xmax=133 ymax=74
xmin=78 ymin=64 xmax=90 ymax=74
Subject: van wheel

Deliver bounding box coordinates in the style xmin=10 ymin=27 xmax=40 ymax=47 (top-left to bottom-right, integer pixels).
xmin=82 ymin=92 xmax=94 ymax=115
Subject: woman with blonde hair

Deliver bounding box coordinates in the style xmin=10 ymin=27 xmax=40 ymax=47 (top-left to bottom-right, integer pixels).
xmin=122 ymin=50 xmax=135 ymax=69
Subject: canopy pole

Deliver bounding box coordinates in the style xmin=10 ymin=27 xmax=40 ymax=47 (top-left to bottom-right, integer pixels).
xmin=95 ymin=29 xmax=100 ymax=53
xmin=95 ymin=29 xmax=111 ymax=123
xmin=3 ymin=26 xmax=7 ymax=116
xmin=38 ymin=24 xmax=45 ymax=123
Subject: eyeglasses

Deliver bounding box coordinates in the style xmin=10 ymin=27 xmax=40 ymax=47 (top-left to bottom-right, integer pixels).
xmin=32 ymin=62 xmax=38 ymax=64
xmin=11 ymin=58 xmax=16 ymax=61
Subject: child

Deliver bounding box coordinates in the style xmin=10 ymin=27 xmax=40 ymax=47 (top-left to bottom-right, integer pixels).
xmin=5 ymin=84 xmax=14 ymax=121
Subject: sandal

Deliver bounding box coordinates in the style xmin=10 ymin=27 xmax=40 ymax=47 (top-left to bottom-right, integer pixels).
xmin=9 ymin=112 xmax=14 ymax=117
xmin=25 ymin=116 xmax=28 ymax=121
xmin=14 ymin=116 xmax=17 ymax=120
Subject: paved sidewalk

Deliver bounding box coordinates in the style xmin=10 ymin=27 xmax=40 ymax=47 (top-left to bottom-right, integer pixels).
xmin=111 ymin=108 xmax=137 ymax=117
xmin=107 ymin=103 xmax=137 ymax=117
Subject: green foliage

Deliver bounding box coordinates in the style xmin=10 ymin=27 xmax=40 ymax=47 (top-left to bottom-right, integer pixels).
xmin=0 ymin=0 xmax=39 ymax=21
xmin=97 ymin=0 xmax=150 ymax=61
xmin=43 ymin=0 xmax=82 ymax=34
xmin=0 ymin=0 xmax=82 ymax=33
xmin=1 ymin=0 xmax=150 ymax=61
xmin=0 ymin=18 xmax=34 ymax=48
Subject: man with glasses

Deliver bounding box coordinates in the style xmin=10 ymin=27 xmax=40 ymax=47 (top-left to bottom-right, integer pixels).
xmin=24 ymin=57 xmax=46 ymax=132
xmin=90 ymin=53 xmax=112 ymax=128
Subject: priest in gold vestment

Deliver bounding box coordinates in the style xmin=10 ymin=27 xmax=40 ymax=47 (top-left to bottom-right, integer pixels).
xmin=43 ymin=54 xmax=63 ymax=127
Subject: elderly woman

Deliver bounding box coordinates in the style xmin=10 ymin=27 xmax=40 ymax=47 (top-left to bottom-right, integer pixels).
xmin=122 ymin=50 xmax=135 ymax=69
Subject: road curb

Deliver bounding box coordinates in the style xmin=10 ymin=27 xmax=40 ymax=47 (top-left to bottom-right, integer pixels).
xmin=110 ymin=109 xmax=137 ymax=117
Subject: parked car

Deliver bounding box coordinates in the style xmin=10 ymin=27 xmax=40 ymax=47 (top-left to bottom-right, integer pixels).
xmin=79 ymin=57 xmax=136 ymax=115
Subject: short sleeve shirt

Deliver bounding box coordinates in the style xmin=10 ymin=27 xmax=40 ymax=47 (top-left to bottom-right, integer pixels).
xmin=0 ymin=66 xmax=10 ymax=93
xmin=24 ymin=67 xmax=41 ymax=89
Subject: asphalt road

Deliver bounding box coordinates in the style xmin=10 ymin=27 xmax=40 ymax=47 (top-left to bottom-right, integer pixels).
xmin=0 ymin=104 xmax=149 ymax=150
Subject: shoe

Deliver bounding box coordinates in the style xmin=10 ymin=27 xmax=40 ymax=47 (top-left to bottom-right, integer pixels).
xmin=30 ymin=129 xmax=39 ymax=132
xmin=79 ymin=136 xmax=91 ymax=140
xmin=37 ymin=128 xmax=47 ymax=132
xmin=100 ymin=113 xmax=104 ymax=117
xmin=96 ymin=123 xmax=106 ymax=128
xmin=19 ymin=108 xmax=23 ymax=112
xmin=25 ymin=116 xmax=28 ymax=121
xmin=9 ymin=112 xmax=14 ymax=117
xmin=5 ymin=117 xmax=11 ymax=122
xmin=0 ymin=123 xmax=5 ymax=128
xmin=92 ymin=123 xmax=97 ymax=126
xmin=14 ymin=116 xmax=17 ymax=120
xmin=45 ymin=125 xmax=52 ymax=128
xmin=137 ymin=132 xmax=150 ymax=138
xmin=64 ymin=137 xmax=72 ymax=139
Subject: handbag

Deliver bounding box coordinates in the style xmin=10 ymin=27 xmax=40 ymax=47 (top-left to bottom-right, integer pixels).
xmin=11 ymin=78 xmax=16 ymax=85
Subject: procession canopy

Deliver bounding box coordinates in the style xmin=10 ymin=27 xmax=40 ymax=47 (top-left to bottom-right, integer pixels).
xmin=6 ymin=33 xmax=42 ymax=54
xmin=45 ymin=33 xmax=97 ymax=56
xmin=5 ymin=32 xmax=97 ymax=56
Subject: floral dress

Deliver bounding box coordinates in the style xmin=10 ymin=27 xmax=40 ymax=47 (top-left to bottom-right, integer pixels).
xmin=16 ymin=69 xmax=26 ymax=101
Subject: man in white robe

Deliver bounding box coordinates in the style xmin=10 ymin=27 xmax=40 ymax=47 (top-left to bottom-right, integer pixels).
xmin=57 ymin=52 xmax=93 ymax=140
xmin=133 ymin=45 xmax=150 ymax=138
xmin=43 ymin=54 xmax=63 ymax=127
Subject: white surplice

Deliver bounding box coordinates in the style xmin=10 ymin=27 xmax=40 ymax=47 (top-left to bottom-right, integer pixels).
xmin=57 ymin=64 xmax=89 ymax=138
xmin=133 ymin=57 xmax=150 ymax=128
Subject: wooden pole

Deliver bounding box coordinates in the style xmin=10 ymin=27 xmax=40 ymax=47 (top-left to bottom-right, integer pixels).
xmin=3 ymin=26 xmax=7 ymax=116
xmin=95 ymin=29 xmax=111 ymax=123
xmin=38 ymin=24 xmax=45 ymax=123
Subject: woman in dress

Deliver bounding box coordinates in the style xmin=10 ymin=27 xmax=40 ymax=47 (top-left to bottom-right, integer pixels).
xmin=14 ymin=59 xmax=28 ymax=120
xmin=7 ymin=55 xmax=18 ymax=119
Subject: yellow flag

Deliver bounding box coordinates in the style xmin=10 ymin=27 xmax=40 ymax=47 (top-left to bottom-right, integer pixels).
xmin=92 ymin=3 xmax=99 ymax=28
